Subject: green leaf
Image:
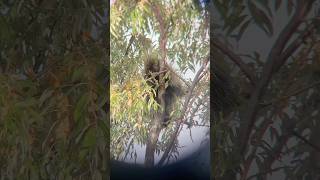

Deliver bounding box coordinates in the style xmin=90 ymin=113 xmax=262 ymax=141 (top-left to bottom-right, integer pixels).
xmin=248 ymin=0 xmax=273 ymax=36
xmin=16 ymin=97 xmax=37 ymax=108
xmin=237 ymin=19 xmax=251 ymax=41
xmin=39 ymin=89 xmax=54 ymax=107
xmin=74 ymin=93 xmax=89 ymax=122
xmin=72 ymin=66 xmax=86 ymax=82
xmin=256 ymin=0 xmax=273 ymax=17
xmin=226 ymin=15 xmax=248 ymax=35
xmin=82 ymin=127 xmax=96 ymax=147
xmin=97 ymin=119 xmax=109 ymax=138
xmin=98 ymin=93 xmax=108 ymax=108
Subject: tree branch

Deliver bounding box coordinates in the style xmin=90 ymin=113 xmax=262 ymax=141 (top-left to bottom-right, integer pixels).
xmin=261 ymin=80 xmax=320 ymax=107
xmin=239 ymin=0 xmax=316 ymax=155
xmin=157 ymin=57 xmax=209 ymax=166
xmin=291 ymin=130 xmax=320 ymax=152
xmin=144 ymin=2 xmax=169 ymax=167
xmin=276 ymin=23 xmax=315 ymax=71
xmin=212 ymin=39 xmax=257 ymax=84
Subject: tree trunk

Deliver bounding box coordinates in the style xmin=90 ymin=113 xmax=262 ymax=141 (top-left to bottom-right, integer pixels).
xmin=144 ymin=62 xmax=167 ymax=167
xmin=144 ymin=112 xmax=162 ymax=167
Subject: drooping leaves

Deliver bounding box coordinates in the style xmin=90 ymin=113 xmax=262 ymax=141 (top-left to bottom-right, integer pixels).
xmin=248 ymin=0 xmax=273 ymax=36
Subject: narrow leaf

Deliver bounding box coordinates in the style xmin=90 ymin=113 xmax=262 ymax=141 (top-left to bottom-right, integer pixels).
xmin=248 ymin=0 xmax=273 ymax=36
xmin=275 ymin=0 xmax=282 ymax=11
xmin=256 ymin=0 xmax=273 ymax=17
xmin=226 ymin=15 xmax=248 ymax=35
xmin=237 ymin=19 xmax=251 ymax=41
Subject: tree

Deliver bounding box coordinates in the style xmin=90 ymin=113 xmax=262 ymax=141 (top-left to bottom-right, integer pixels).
xmin=110 ymin=0 xmax=209 ymax=168
xmin=211 ymin=0 xmax=320 ymax=179
xmin=0 ymin=1 xmax=109 ymax=179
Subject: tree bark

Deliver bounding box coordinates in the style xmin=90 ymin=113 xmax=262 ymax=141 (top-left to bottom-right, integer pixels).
xmin=144 ymin=71 xmax=166 ymax=167
xmin=144 ymin=111 xmax=163 ymax=167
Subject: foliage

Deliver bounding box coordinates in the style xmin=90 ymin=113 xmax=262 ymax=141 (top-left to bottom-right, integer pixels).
xmin=110 ymin=0 xmax=209 ymax=162
xmin=0 ymin=0 xmax=108 ymax=179
xmin=212 ymin=0 xmax=320 ymax=179
xmin=110 ymin=78 xmax=155 ymax=159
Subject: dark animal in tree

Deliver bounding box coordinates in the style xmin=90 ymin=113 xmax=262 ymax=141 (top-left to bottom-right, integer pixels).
xmin=144 ymin=58 xmax=185 ymax=126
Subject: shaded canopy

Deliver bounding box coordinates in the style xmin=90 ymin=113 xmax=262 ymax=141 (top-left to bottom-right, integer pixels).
xmin=212 ymin=61 xmax=239 ymax=115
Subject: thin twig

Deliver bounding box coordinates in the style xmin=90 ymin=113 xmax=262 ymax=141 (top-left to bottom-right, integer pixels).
xmin=291 ymin=130 xmax=320 ymax=152
xmin=247 ymin=166 xmax=291 ymax=180
xmin=261 ymin=80 xmax=320 ymax=106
